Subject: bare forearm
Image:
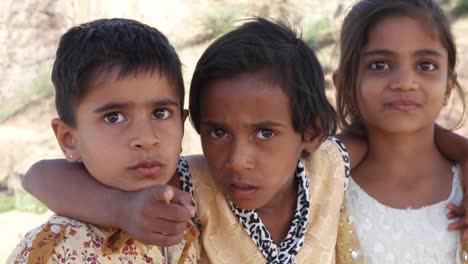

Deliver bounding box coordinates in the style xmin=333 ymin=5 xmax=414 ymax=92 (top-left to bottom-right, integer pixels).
xmin=22 ymin=159 xmax=124 ymax=227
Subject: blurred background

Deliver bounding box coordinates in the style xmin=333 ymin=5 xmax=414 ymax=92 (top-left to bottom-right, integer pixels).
xmin=1 ymin=0 xmax=468 ymax=261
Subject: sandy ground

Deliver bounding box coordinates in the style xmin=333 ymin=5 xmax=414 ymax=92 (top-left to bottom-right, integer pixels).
xmin=0 ymin=210 xmax=53 ymax=262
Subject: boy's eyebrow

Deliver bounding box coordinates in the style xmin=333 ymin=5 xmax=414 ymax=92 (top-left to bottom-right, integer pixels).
xmin=252 ymin=121 xmax=285 ymax=128
xmin=200 ymin=120 xmax=285 ymax=128
xmin=93 ymin=99 xmax=179 ymax=113
xmin=362 ymin=48 xmax=443 ymax=57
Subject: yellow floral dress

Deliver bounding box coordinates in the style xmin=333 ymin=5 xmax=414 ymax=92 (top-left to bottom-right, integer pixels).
xmin=7 ymin=214 xmax=200 ymax=264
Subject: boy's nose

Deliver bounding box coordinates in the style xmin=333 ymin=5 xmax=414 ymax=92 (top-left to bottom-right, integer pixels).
xmin=225 ymin=140 xmax=255 ymax=172
xmin=130 ymin=120 xmax=160 ymax=150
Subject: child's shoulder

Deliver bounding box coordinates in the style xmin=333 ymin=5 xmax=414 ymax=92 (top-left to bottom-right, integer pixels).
xmin=183 ymin=154 xmax=212 ymax=184
xmin=7 ymin=214 xmax=96 ymax=263
xmin=8 ymin=214 xmax=200 ymax=264
xmin=304 ymin=137 xmax=350 ymax=177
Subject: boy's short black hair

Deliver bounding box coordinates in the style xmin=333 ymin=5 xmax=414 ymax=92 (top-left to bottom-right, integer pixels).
xmin=52 ymin=18 xmax=184 ymax=127
xmin=189 ymin=17 xmax=337 ymax=140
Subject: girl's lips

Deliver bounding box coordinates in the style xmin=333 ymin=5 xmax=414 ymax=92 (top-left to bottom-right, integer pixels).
xmin=385 ymin=100 xmax=420 ymax=111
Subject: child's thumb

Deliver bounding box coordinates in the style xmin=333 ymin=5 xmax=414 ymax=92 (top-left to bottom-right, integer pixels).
xmin=170 ymin=188 xmax=195 ymax=217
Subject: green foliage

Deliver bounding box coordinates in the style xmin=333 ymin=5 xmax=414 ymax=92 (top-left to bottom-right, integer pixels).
xmin=453 ymin=0 xmax=468 ymax=17
xmin=0 ymin=193 xmax=15 ymax=213
xmin=14 ymin=192 xmax=48 ymax=214
xmin=303 ymin=17 xmax=330 ymax=46
xmin=0 ymin=192 xmax=47 ymax=214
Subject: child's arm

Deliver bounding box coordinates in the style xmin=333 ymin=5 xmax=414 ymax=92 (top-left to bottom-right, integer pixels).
xmin=22 ymin=159 xmax=194 ymax=246
xmin=434 ymin=125 xmax=468 ymax=236
xmin=334 ymin=133 xmax=368 ymax=169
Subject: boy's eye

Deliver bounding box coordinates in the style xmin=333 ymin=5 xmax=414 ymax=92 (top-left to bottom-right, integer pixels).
xmin=256 ymin=129 xmax=275 ymax=139
xmin=104 ymin=112 xmax=126 ymax=124
xmin=369 ymin=61 xmax=389 ymax=71
xmin=153 ymin=109 xmax=171 ymax=120
xmin=417 ymin=61 xmax=437 ymax=71
xmin=209 ymin=128 xmax=228 ymax=138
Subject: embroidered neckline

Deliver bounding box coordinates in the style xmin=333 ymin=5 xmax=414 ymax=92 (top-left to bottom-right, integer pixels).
xmin=228 ymin=160 xmax=311 ymax=264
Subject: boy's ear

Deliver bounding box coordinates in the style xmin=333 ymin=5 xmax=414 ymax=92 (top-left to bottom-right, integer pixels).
xmin=51 ymin=118 xmax=81 ymax=162
xmin=302 ymin=126 xmax=323 ymax=154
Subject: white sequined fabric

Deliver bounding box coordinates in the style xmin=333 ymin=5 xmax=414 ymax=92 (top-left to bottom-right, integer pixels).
xmin=347 ymin=166 xmax=462 ymax=264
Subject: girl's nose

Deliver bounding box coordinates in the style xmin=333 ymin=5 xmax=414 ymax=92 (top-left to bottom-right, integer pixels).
xmin=390 ymin=68 xmax=419 ymax=91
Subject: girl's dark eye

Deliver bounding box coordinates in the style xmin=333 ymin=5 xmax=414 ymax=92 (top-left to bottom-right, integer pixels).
xmin=256 ymin=129 xmax=275 ymax=139
xmin=417 ymin=62 xmax=437 ymax=71
xmin=153 ymin=109 xmax=171 ymax=120
xmin=209 ymin=128 xmax=228 ymax=138
xmin=369 ymin=61 xmax=389 ymax=71
xmin=104 ymin=112 xmax=126 ymax=124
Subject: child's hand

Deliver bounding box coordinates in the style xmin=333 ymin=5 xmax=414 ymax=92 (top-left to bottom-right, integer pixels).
xmin=118 ymin=185 xmax=195 ymax=246
xmin=447 ymin=203 xmax=468 ymax=237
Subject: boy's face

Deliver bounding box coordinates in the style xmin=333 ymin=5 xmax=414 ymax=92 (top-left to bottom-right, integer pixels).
xmin=54 ymin=70 xmax=186 ymax=191
xmin=199 ymin=71 xmax=319 ymax=210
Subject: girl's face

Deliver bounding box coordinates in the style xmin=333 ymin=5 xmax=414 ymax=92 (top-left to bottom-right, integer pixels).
xmin=198 ymin=71 xmax=319 ymax=210
xmin=356 ymin=16 xmax=453 ymax=134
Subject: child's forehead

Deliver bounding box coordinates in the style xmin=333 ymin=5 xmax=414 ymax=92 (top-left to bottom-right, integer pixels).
xmin=204 ymin=68 xmax=291 ymax=96
xmin=368 ymin=14 xmax=441 ymax=44
xmin=83 ymin=67 xmax=180 ymax=97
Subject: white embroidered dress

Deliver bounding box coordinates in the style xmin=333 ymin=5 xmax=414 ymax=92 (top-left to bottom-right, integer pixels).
xmin=347 ymin=166 xmax=462 ymax=264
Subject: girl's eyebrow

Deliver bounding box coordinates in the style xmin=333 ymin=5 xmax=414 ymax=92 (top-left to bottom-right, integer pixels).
xmin=413 ymin=49 xmax=443 ymax=57
xmin=93 ymin=99 xmax=179 ymax=113
xmin=362 ymin=49 xmax=394 ymax=57
xmin=363 ymin=48 xmax=443 ymax=57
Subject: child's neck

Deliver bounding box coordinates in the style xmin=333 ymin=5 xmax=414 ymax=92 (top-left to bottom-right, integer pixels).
xmin=353 ymin=127 xmax=453 ymax=209
xmin=256 ymin=176 xmax=298 ymax=245
xmin=367 ymin=128 xmax=438 ymax=168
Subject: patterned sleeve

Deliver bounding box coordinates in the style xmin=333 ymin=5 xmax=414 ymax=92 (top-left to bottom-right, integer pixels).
xmin=6 ymin=221 xmax=66 ymax=264
xmin=328 ymin=136 xmax=351 ymax=192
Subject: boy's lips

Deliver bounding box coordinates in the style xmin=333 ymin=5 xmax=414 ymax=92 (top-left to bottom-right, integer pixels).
xmin=228 ymin=181 xmax=259 ymax=199
xmin=128 ymin=160 xmax=163 ymax=177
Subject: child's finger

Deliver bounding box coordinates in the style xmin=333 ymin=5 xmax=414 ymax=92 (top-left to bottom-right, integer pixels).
xmin=148 ymin=185 xmax=175 ymax=203
xmin=170 ymin=188 xmax=196 ymax=217
xmin=464 ymin=228 xmax=468 ymax=239
xmin=142 ymin=217 xmax=188 ymax=236
xmin=144 ymin=201 xmax=193 ymax=223
xmin=448 ymin=219 xmax=466 ymax=231
xmin=447 ymin=203 xmax=465 ymax=216
xmin=136 ymin=231 xmax=186 ymax=246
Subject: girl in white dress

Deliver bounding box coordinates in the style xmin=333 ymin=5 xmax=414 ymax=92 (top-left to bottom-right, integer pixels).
xmin=333 ymin=0 xmax=467 ymax=263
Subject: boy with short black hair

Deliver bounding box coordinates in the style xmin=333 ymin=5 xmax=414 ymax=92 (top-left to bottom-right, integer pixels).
xmin=8 ymin=18 xmax=200 ymax=264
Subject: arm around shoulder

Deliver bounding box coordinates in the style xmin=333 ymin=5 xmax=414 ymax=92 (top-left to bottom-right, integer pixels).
xmin=22 ymin=159 xmax=123 ymax=227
